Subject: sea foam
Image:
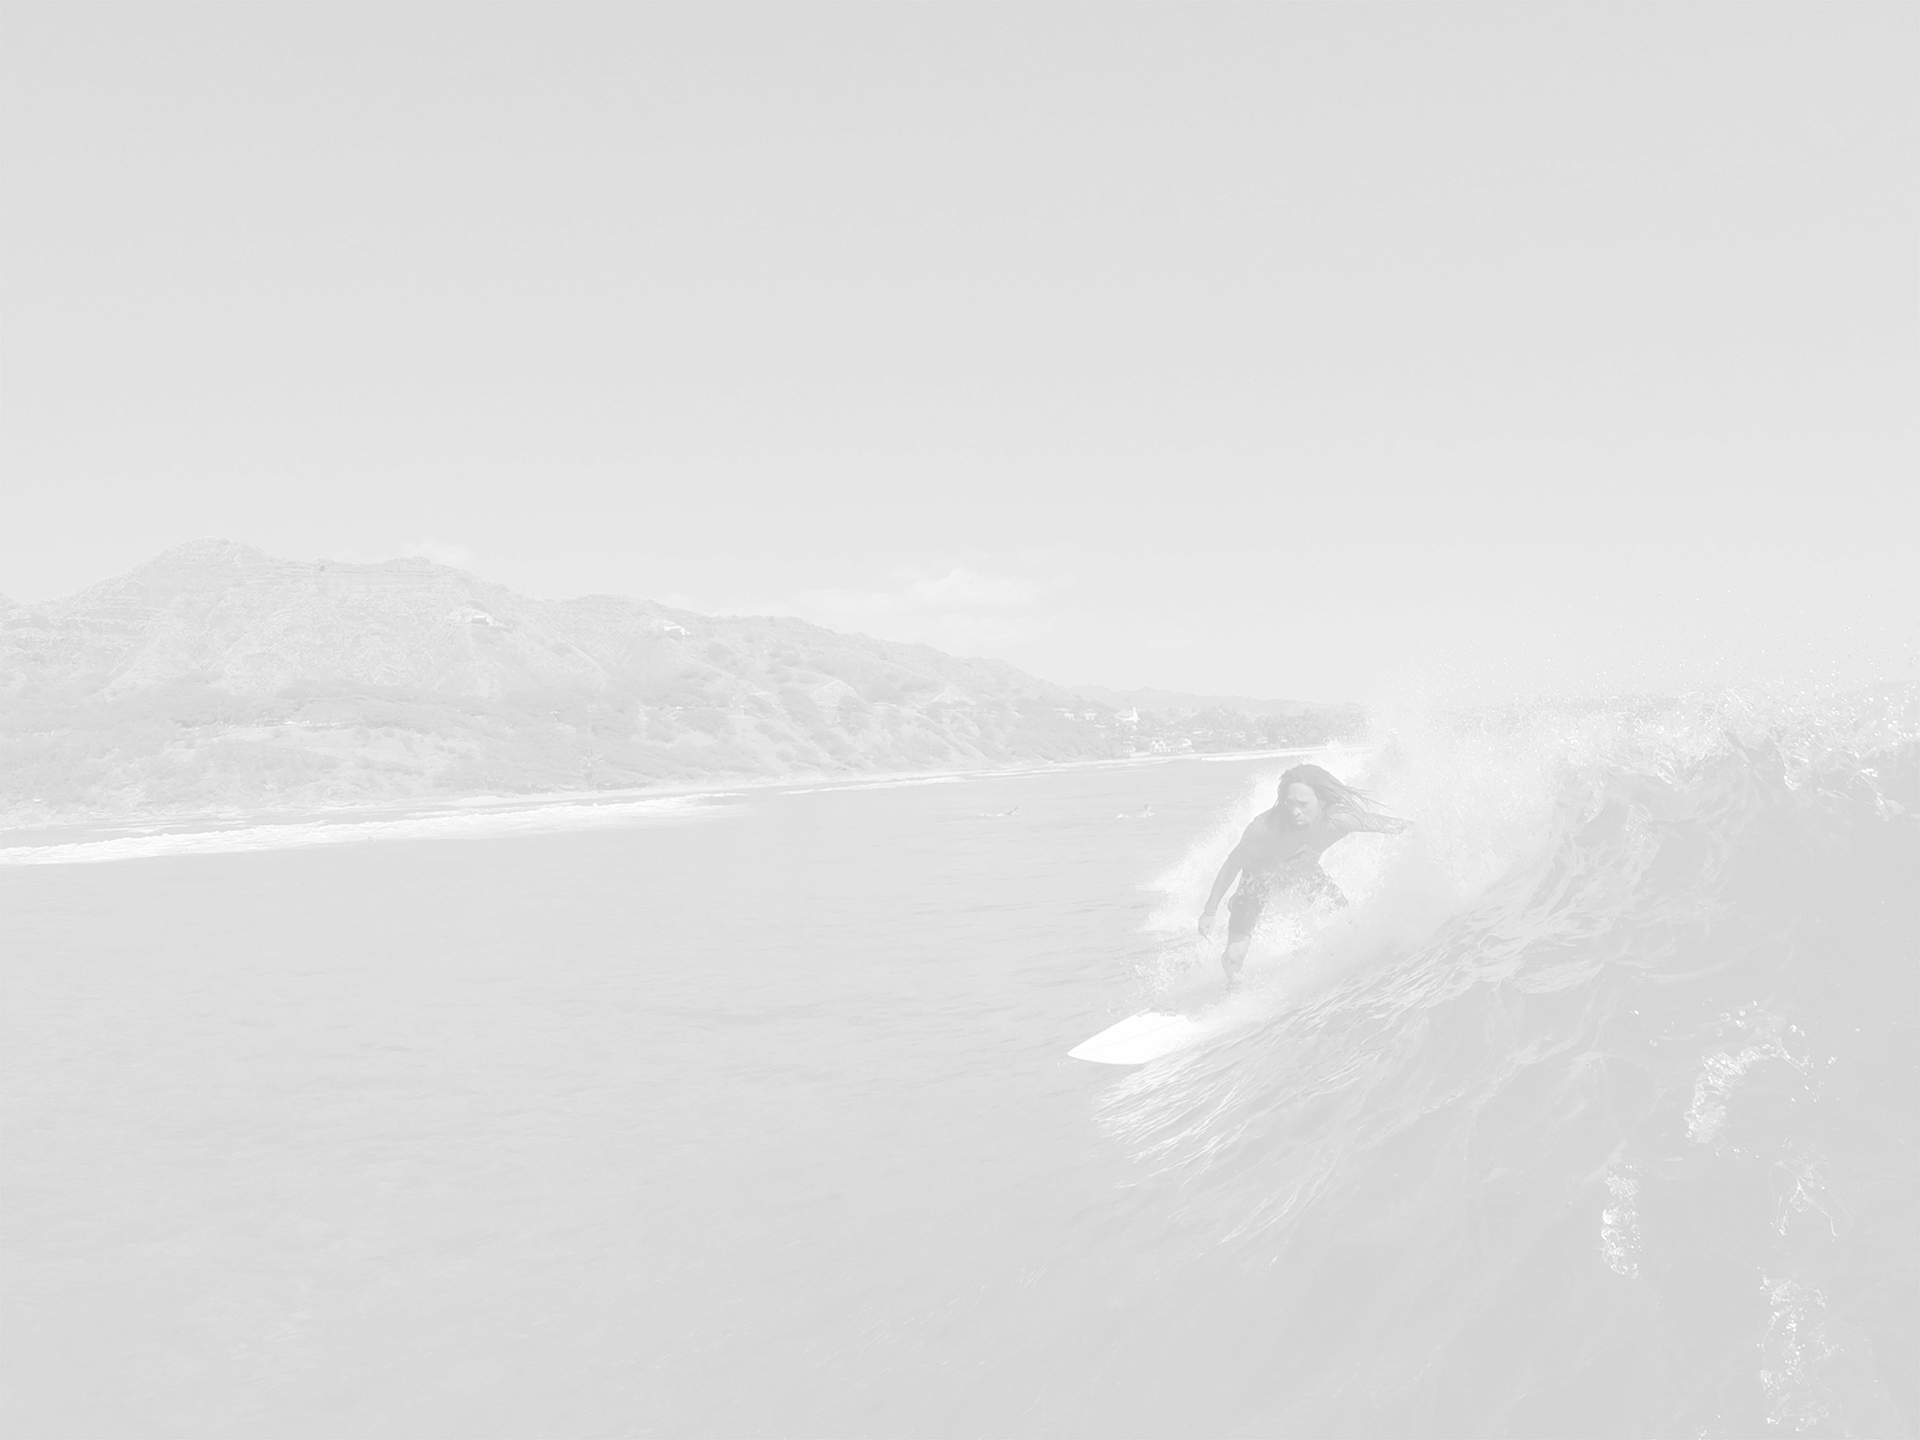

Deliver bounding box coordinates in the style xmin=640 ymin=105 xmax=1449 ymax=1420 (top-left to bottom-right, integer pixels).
xmin=0 ymin=794 xmax=731 ymax=866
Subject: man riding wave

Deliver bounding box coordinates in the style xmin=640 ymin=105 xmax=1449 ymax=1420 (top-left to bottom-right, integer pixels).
xmin=1198 ymin=763 xmax=1406 ymax=987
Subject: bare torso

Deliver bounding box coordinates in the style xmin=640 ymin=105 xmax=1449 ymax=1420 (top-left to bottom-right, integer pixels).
xmin=1233 ymin=810 xmax=1340 ymax=882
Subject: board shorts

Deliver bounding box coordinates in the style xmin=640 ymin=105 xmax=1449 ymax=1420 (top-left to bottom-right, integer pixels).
xmin=1226 ymin=865 xmax=1346 ymax=940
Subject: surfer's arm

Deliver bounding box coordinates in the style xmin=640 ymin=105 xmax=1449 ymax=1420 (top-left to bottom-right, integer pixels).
xmin=1199 ymin=842 xmax=1247 ymax=930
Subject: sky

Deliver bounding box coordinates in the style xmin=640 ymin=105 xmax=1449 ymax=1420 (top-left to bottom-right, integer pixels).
xmin=2 ymin=5 xmax=1914 ymax=704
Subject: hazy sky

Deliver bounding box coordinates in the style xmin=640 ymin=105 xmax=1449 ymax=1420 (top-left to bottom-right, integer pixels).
xmin=3 ymin=5 xmax=1914 ymax=703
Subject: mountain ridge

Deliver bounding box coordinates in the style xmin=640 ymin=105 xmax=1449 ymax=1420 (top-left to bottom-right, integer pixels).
xmin=3 ymin=537 xmax=1351 ymax=714
xmin=0 ymin=541 xmax=1361 ymax=826
xmin=0 ymin=537 xmax=1082 ymax=706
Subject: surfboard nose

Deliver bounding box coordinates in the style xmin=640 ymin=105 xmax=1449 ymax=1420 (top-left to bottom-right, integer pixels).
xmin=1068 ymin=1011 xmax=1202 ymax=1065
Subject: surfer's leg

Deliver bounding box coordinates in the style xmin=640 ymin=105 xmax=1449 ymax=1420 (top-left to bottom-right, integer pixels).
xmin=1221 ymin=887 xmax=1267 ymax=998
xmin=1222 ymin=888 xmax=1263 ymax=988
xmin=1221 ymin=934 xmax=1252 ymax=989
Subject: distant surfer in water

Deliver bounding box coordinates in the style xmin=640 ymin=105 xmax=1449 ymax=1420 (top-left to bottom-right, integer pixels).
xmin=1198 ymin=764 xmax=1406 ymax=988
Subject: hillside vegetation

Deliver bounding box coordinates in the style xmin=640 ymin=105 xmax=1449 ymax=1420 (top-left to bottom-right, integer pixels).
xmin=0 ymin=541 xmax=1358 ymax=826
xmin=0 ymin=668 xmax=1136 ymax=821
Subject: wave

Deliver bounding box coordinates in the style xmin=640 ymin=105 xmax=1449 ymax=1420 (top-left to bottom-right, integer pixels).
xmin=0 ymin=793 xmax=733 ymax=866
xmin=1104 ymin=685 xmax=1919 ymax=1437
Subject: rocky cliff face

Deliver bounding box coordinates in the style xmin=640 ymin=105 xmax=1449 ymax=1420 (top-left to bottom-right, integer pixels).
xmin=0 ymin=537 xmax=1075 ymax=710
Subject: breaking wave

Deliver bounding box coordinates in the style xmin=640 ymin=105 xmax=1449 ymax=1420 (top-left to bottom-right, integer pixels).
xmin=1103 ymin=685 xmax=1919 ymax=1437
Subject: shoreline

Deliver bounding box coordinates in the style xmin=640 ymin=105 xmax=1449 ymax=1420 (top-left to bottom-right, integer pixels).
xmin=0 ymin=744 xmax=1362 ymax=855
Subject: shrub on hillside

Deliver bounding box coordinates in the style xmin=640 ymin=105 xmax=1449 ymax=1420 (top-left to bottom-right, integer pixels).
xmin=837 ymin=695 xmax=875 ymax=733
xmin=0 ymin=744 xmax=116 ymax=814
xmin=902 ymin=733 xmax=956 ymax=768
xmin=433 ymin=756 xmax=556 ymax=802
xmin=679 ymin=710 xmax=729 ymax=744
xmin=998 ymin=698 xmax=1121 ymax=768
xmin=206 ymin=744 xmax=341 ymax=791
xmin=637 ymin=683 xmax=725 ymax=718
xmin=775 ymin=691 xmax=821 ymax=733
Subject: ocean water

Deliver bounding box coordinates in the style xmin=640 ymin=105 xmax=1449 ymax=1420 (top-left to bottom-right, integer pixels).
xmin=3 ymin=691 xmax=1917 ymax=1438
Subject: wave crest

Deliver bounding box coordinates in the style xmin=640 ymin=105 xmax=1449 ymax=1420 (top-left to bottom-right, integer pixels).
xmin=1102 ymin=685 xmax=1920 ymax=1436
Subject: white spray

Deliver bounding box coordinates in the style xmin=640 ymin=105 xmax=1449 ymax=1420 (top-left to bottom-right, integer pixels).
xmin=1129 ymin=706 xmax=1641 ymax=1014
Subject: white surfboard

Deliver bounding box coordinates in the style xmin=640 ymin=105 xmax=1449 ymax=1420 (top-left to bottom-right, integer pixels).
xmin=1068 ymin=1010 xmax=1204 ymax=1065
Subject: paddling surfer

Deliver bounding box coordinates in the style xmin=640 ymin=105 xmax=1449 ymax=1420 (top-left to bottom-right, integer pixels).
xmin=1198 ymin=764 xmax=1406 ymax=987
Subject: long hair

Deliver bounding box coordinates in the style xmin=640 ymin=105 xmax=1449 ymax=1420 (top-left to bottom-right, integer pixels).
xmin=1274 ymin=760 xmax=1382 ymax=817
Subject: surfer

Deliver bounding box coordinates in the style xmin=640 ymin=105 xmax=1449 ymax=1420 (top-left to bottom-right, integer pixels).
xmin=1198 ymin=764 xmax=1406 ymax=987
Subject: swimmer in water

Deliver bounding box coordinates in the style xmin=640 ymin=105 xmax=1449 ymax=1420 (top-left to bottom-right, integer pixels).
xmin=1198 ymin=764 xmax=1406 ymax=988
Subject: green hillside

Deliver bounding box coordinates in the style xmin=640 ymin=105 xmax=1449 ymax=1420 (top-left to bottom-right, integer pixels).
xmin=0 ymin=672 xmax=1121 ymax=817
xmin=0 ymin=545 xmax=1128 ymax=817
xmin=0 ymin=542 xmax=1357 ymax=826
